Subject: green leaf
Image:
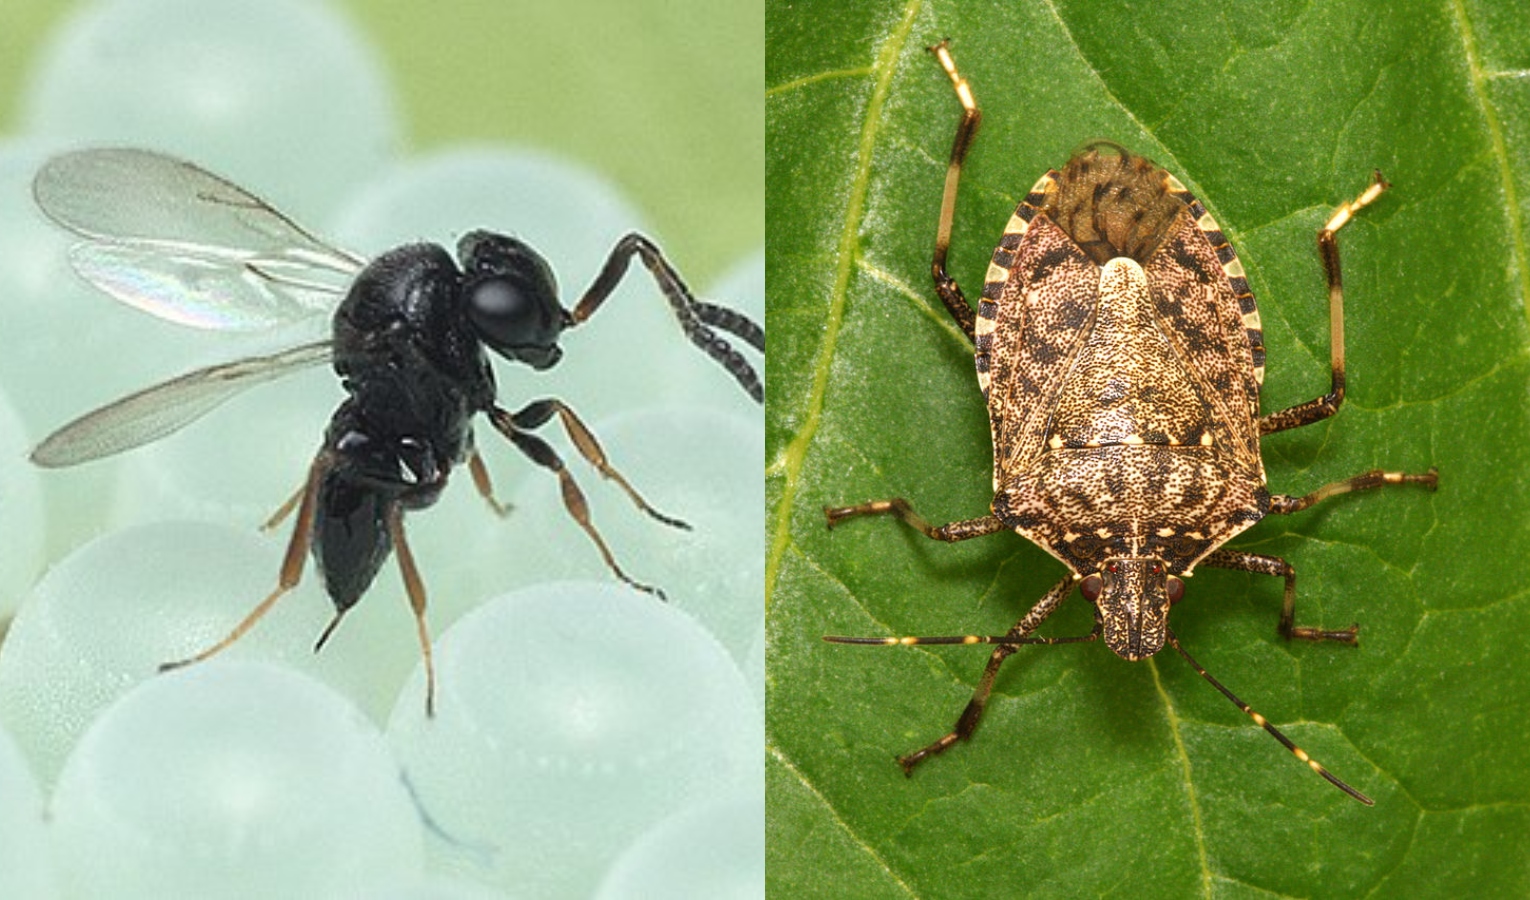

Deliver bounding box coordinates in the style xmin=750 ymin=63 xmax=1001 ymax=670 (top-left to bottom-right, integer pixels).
xmin=766 ymin=1 xmax=1530 ymax=897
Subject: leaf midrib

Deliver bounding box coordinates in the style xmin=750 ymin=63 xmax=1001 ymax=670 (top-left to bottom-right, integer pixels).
xmin=764 ymin=0 xmax=925 ymax=615
xmin=1448 ymin=0 xmax=1530 ymax=329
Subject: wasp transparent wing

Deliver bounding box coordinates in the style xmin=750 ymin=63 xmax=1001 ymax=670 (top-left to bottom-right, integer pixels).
xmin=66 ymin=243 xmax=355 ymax=331
xmin=34 ymin=148 xmax=364 ymax=330
xmin=31 ymin=341 xmax=334 ymax=468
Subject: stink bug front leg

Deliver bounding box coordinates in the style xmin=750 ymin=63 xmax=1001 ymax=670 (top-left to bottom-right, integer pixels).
xmin=1259 ymin=171 xmax=1390 ymax=435
xmin=1201 ymin=549 xmax=1360 ymax=644
xmin=825 ymin=575 xmax=1090 ymax=773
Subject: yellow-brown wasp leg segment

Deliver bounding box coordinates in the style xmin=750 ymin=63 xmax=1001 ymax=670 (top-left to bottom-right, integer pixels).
xmin=162 ymin=451 xmax=331 ymax=672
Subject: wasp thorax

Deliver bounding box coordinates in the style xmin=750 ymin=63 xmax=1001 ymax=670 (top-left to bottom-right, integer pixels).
xmin=1080 ymin=558 xmax=1182 ymax=661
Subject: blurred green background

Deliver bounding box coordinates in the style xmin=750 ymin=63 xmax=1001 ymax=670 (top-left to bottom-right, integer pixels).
xmin=0 ymin=0 xmax=762 ymax=282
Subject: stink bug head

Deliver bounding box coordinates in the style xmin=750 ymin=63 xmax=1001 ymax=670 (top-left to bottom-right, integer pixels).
xmin=456 ymin=229 xmax=567 ymax=370
xmin=1080 ymin=559 xmax=1186 ymax=661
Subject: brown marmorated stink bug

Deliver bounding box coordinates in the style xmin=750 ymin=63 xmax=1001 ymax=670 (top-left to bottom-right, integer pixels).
xmin=823 ymin=42 xmax=1437 ymax=805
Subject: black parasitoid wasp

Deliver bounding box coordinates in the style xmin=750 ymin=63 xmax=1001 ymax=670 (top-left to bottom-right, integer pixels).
xmin=29 ymin=148 xmax=763 ymax=712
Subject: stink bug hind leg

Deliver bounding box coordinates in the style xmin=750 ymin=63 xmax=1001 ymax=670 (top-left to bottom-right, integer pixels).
xmin=926 ymin=40 xmax=983 ymax=340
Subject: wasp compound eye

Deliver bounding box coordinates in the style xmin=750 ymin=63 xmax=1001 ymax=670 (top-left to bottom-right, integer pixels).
xmin=28 ymin=148 xmax=763 ymax=721
xmin=464 ymin=276 xmax=561 ymax=364
xmin=456 ymin=230 xmax=566 ymax=369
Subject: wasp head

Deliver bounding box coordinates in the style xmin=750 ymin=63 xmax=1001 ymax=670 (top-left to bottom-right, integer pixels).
xmin=456 ymin=230 xmax=568 ymax=370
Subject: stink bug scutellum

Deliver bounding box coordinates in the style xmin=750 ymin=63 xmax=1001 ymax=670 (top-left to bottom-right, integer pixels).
xmin=822 ymin=42 xmax=1437 ymax=805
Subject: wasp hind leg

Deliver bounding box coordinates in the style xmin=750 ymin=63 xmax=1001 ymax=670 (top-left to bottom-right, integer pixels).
xmin=385 ymin=505 xmax=437 ymax=716
xmin=161 ymin=452 xmax=330 ymax=673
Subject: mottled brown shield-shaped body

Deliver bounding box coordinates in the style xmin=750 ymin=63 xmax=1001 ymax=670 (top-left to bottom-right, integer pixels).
xmin=822 ymin=45 xmax=1433 ymax=804
xmin=975 ymin=145 xmax=1271 ymax=654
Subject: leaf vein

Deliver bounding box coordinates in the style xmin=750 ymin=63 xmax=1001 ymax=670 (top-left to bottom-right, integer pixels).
xmin=765 ymin=0 xmax=926 ymax=616
xmin=1449 ymin=0 xmax=1530 ymax=328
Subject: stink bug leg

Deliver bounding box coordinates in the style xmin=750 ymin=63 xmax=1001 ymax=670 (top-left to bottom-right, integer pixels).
xmin=824 ymin=497 xmax=1005 ymax=542
xmin=1206 ymin=464 xmax=1440 ymax=644
xmin=1202 ymin=549 xmax=1360 ymax=644
xmin=821 ymin=39 xmax=1436 ymax=805
xmin=825 ymin=575 xmax=1089 ymax=773
xmin=927 ymin=39 xmax=983 ymax=339
xmin=1258 ymin=172 xmax=1390 ymax=435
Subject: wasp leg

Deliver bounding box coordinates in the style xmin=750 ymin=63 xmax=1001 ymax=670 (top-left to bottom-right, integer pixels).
xmin=1259 ymin=171 xmax=1389 ymax=435
xmin=927 ymin=41 xmax=982 ymax=340
xmin=487 ymin=405 xmax=664 ymax=600
xmin=510 ymin=398 xmax=687 ymax=530
xmin=1201 ymin=548 xmax=1359 ymax=644
xmin=824 ymin=496 xmax=1005 ymax=543
xmin=261 ymin=482 xmax=305 ymax=532
xmin=467 ymin=449 xmax=511 ymax=518
xmin=386 ymin=504 xmax=437 ymax=716
xmin=828 ymin=575 xmax=1083 ymax=774
xmin=161 ymin=452 xmax=329 ymax=672
xmin=567 ymin=233 xmax=763 ymax=403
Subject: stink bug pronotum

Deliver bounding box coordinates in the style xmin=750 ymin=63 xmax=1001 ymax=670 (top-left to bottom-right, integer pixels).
xmin=823 ymin=42 xmax=1437 ymax=805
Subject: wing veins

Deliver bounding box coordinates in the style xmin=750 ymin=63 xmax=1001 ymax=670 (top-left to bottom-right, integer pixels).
xmin=36 ymin=149 xmax=364 ymax=330
xmin=31 ymin=340 xmax=334 ymax=468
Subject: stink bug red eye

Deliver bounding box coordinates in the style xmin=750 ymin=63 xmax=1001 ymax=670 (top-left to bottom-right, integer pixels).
xmin=820 ymin=40 xmax=1438 ymax=805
